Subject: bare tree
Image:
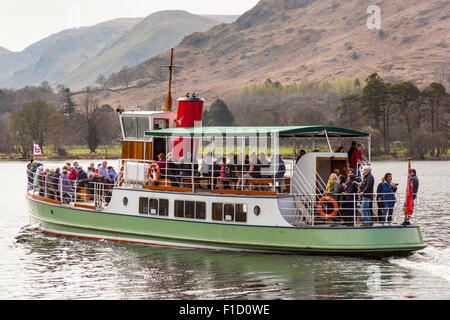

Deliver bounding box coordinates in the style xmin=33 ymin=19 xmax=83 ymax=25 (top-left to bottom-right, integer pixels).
xmin=95 ymin=74 xmax=106 ymax=88
xmin=9 ymin=99 xmax=56 ymax=149
xmin=120 ymin=66 xmax=130 ymax=88
xmin=75 ymin=95 xmax=120 ymax=153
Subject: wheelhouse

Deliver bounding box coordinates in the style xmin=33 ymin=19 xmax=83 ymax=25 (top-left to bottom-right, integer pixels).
xmin=118 ymin=110 xmax=178 ymax=161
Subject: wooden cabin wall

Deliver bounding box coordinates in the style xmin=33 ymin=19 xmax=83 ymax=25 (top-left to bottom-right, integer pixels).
xmin=122 ymin=141 xmax=153 ymax=160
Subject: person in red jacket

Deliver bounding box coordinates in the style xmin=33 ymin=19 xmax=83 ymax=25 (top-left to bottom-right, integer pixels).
xmin=350 ymin=143 xmax=369 ymax=177
xmin=68 ymin=167 xmax=77 ymax=181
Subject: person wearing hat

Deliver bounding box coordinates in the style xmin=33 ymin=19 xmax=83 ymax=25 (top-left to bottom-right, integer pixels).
xmin=359 ymin=166 xmax=374 ymax=225
xmin=34 ymin=165 xmax=44 ymax=187
xmin=27 ymin=160 xmax=38 ymax=188
xmin=76 ymin=166 xmax=88 ymax=187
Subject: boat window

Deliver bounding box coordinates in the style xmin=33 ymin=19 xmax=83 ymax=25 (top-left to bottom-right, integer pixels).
xmin=123 ymin=117 xmax=137 ymax=138
xmin=139 ymin=197 xmax=168 ymax=216
xmin=159 ymin=199 xmax=169 ymax=216
xmin=137 ymin=117 xmax=149 ymax=139
xmin=212 ymin=203 xmax=247 ymax=223
xmin=154 ymin=118 xmax=169 ymax=129
xmin=235 ymin=204 xmax=247 ymax=222
xmin=185 ymin=201 xmax=195 ymax=219
xmin=174 ymin=200 xmax=207 ymax=220
xmin=175 ymin=200 xmax=184 ymax=218
xmin=196 ymin=202 xmax=206 ymax=220
xmin=212 ymin=203 xmax=223 ymax=221
xmin=139 ymin=197 xmax=148 ymax=214
xmin=149 ymin=198 xmax=158 ymax=215
xmin=224 ymin=204 xmax=235 ymax=221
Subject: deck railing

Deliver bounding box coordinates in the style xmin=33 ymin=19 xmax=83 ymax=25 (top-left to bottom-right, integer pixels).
xmin=26 ymin=163 xmax=419 ymax=227
xmin=120 ymin=158 xmax=295 ymax=193
xmin=26 ymin=167 xmax=114 ymax=210
xmin=280 ymin=192 xmax=418 ymax=227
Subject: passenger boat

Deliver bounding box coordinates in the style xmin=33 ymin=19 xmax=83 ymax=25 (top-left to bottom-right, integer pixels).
xmin=25 ymin=52 xmax=426 ymax=257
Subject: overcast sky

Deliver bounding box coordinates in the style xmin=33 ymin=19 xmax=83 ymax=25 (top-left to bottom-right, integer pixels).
xmin=0 ymin=0 xmax=259 ymax=52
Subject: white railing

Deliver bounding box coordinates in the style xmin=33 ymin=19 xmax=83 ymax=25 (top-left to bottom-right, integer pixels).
xmin=279 ymin=192 xmax=419 ymax=227
xmin=26 ymin=167 xmax=115 ymax=210
xmin=26 ymin=163 xmax=420 ymax=228
xmin=119 ymin=158 xmax=294 ymax=194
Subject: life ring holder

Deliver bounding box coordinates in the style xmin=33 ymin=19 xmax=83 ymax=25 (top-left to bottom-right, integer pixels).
xmin=147 ymin=163 xmax=161 ymax=185
xmin=318 ymin=196 xmax=339 ymax=219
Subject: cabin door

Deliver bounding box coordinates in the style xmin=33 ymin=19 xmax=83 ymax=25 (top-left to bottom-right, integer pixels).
xmin=316 ymin=157 xmax=348 ymax=194
xmin=152 ymin=119 xmax=169 ymax=160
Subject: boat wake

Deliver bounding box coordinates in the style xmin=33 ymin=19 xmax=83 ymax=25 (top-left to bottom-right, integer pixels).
xmin=388 ymin=246 xmax=450 ymax=283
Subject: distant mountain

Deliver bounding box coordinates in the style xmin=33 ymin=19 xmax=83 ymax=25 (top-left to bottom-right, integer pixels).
xmin=0 ymin=18 xmax=142 ymax=89
xmin=0 ymin=46 xmax=33 ymax=87
xmin=92 ymin=0 xmax=450 ymax=109
xmin=60 ymin=11 xmax=238 ymax=90
xmin=0 ymin=47 xmax=12 ymax=55
xmin=201 ymin=15 xmax=240 ymax=24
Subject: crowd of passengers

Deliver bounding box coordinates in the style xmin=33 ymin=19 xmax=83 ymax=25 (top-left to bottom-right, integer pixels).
xmin=155 ymin=151 xmax=287 ymax=192
xmin=27 ymin=160 xmax=117 ymax=203
xmin=322 ymin=141 xmax=419 ymax=226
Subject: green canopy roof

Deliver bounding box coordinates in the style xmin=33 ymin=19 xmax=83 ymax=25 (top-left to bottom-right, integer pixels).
xmin=145 ymin=125 xmax=370 ymax=138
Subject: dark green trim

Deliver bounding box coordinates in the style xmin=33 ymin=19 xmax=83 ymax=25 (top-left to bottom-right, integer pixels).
xmin=145 ymin=126 xmax=370 ymax=138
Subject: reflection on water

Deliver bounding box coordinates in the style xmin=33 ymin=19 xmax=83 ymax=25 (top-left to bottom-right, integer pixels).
xmin=1 ymin=160 xmax=450 ymax=299
xmin=11 ymin=228 xmax=383 ymax=299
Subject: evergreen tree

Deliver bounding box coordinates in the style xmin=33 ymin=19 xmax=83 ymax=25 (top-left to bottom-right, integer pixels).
xmin=389 ymin=81 xmax=423 ymax=157
xmin=422 ymin=83 xmax=449 ymax=156
xmin=361 ymin=73 xmax=391 ymax=153
xmin=63 ymin=88 xmax=76 ymax=115
xmin=203 ymin=99 xmax=234 ymax=126
xmin=335 ymin=94 xmax=362 ymax=129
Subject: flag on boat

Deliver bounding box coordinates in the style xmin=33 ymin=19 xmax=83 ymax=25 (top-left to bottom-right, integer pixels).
xmin=404 ymin=160 xmax=414 ymax=217
xmin=33 ymin=144 xmax=42 ymax=155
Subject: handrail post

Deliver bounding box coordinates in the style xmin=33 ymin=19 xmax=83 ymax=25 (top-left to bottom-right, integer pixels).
xmin=165 ymin=137 xmax=168 ymax=186
xmin=59 ymin=177 xmax=63 ymax=203
xmin=74 ymin=181 xmax=77 ymax=204
xmin=324 ymin=130 xmax=332 ymax=153
xmin=353 ymin=194 xmax=356 ymax=227
xmin=211 ymin=137 xmax=215 ymax=191
xmin=191 ymin=162 xmax=194 ymax=193
xmin=241 ymin=136 xmax=245 ymax=191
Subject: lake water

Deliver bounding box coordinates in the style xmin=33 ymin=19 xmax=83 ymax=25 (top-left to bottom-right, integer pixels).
xmin=1 ymin=160 xmax=449 ymax=300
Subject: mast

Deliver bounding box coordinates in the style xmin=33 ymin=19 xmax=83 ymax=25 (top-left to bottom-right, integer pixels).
xmin=163 ymin=48 xmax=174 ymax=112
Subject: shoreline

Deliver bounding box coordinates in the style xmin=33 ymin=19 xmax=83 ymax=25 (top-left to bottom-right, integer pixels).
xmin=0 ymin=153 xmax=122 ymax=161
xmin=1 ymin=153 xmax=448 ymax=162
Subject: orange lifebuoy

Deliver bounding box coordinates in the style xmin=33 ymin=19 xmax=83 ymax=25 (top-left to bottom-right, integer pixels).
xmin=147 ymin=163 xmax=160 ymax=184
xmin=318 ymin=196 xmax=339 ymax=219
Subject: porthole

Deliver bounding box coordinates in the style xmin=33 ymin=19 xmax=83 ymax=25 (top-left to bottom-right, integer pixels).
xmin=123 ymin=197 xmax=128 ymax=206
xmin=254 ymin=206 xmax=261 ymax=216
